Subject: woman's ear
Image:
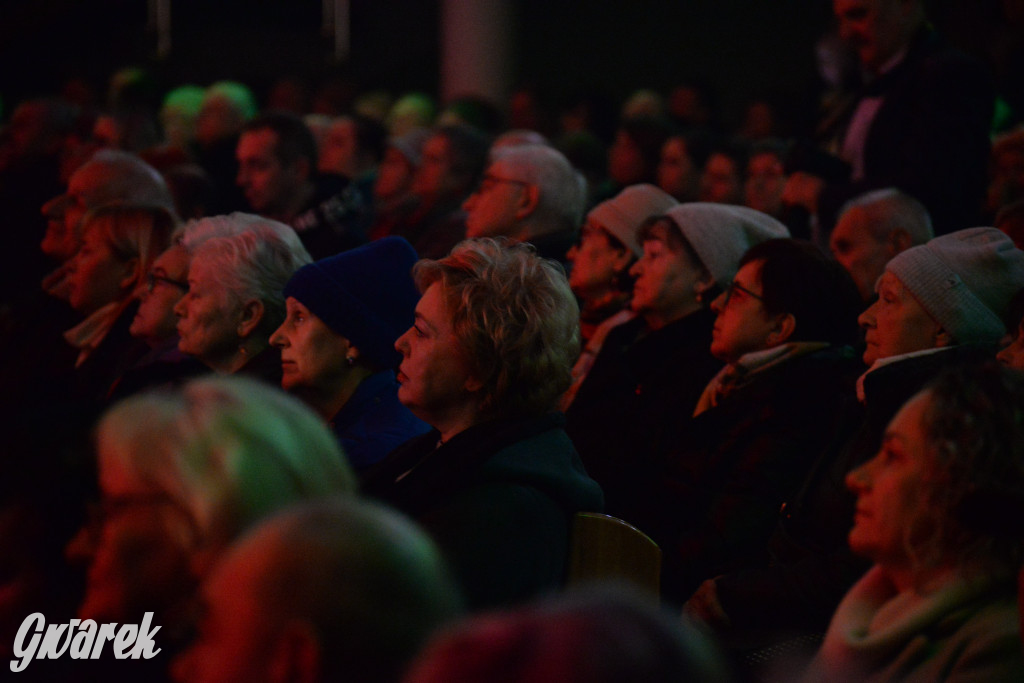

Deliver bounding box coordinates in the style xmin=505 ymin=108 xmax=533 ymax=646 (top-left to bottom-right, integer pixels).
xmin=237 ymin=299 xmax=266 ymax=338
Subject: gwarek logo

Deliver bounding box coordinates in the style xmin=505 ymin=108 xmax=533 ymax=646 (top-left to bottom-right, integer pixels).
xmin=10 ymin=612 xmax=161 ymax=672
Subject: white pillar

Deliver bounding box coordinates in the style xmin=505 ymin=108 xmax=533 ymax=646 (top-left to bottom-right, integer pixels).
xmin=439 ymin=0 xmax=512 ymax=106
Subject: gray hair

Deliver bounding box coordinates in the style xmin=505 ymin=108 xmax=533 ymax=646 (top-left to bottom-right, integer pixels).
xmin=96 ymin=376 xmax=356 ymax=556
xmin=839 ymin=188 xmax=934 ymax=245
xmin=81 ymin=149 xmax=179 ymax=219
xmin=187 ymin=216 xmax=311 ymax=335
xmin=493 ymin=144 xmax=586 ymax=236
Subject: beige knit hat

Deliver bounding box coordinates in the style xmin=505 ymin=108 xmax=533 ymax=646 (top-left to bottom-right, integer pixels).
xmin=663 ymin=203 xmax=789 ymax=286
xmin=886 ymin=227 xmax=1024 ymax=345
xmin=587 ymin=184 xmax=678 ymax=257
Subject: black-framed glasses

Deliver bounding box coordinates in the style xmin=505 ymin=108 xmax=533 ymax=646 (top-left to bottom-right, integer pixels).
xmin=146 ymin=272 xmax=189 ymax=293
xmin=722 ymin=280 xmax=765 ymax=306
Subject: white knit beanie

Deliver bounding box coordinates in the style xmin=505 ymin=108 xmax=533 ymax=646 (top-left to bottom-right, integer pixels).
xmin=588 ymin=184 xmax=678 ymax=257
xmin=886 ymin=227 xmax=1024 ymax=345
xmin=663 ymin=203 xmax=790 ymax=285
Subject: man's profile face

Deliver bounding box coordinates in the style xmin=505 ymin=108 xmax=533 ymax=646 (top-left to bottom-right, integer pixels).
xmin=236 ymin=128 xmax=302 ymax=217
xmin=830 ymin=206 xmax=895 ymax=302
xmin=833 ymin=0 xmax=911 ymax=74
xmin=462 ymin=158 xmax=529 ymax=239
xmin=40 ymin=161 xmax=111 ymax=261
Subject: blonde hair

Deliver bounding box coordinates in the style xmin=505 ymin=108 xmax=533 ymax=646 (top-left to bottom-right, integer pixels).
xmin=413 ymin=238 xmax=579 ymax=418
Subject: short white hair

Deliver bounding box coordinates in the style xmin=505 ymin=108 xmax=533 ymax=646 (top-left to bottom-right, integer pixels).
xmin=492 ymin=144 xmax=586 ymax=236
xmin=187 ymin=216 xmax=311 ymax=334
xmin=839 ymin=188 xmax=934 ymax=245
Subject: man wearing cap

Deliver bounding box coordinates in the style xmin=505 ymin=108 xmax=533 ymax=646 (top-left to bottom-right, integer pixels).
xmin=686 ymin=227 xmax=1024 ymax=660
xmin=270 ymin=235 xmax=430 ymax=472
xmin=565 ymin=203 xmax=788 ymax=524
xmin=462 ymin=144 xmax=584 ymax=266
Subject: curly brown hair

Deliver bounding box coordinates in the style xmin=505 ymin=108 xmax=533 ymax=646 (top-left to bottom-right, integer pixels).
xmin=904 ymin=363 xmax=1024 ymax=581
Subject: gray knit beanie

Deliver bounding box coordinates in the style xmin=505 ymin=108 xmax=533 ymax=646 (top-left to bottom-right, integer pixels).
xmin=663 ymin=203 xmax=789 ymax=285
xmin=588 ymin=184 xmax=678 ymax=257
xmin=886 ymin=227 xmax=1024 ymax=345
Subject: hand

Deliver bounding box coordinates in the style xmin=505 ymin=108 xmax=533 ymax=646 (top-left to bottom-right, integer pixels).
xmin=683 ymin=578 xmax=731 ymax=631
xmin=782 ymin=172 xmax=825 ymax=214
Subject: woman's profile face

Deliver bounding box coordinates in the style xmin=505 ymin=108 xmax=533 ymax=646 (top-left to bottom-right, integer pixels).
xmin=66 ymin=226 xmax=135 ymax=315
xmin=567 ymin=222 xmax=630 ymax=302
xmin=394 ymin=282 xmax=479 ymax=426
xmin=175 ymin=258 xmax=245 ymax=366
xmin=845 ymin=390 xmax=933 ymax=570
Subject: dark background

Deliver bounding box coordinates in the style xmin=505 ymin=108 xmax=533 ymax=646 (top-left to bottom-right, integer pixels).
xmin=0 ymin=0 xmax=1020 ymax=129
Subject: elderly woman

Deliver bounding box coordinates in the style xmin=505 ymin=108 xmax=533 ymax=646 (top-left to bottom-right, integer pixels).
xmin=561 ymin=184 xmax=677 ymax=409
xmin=270 ymin=236 xmax=430 ymax=472
xmin=802 ymin=364 xmax=1024 ymax=682
xmin=173 ymin=217 xmax=311 ymax=383
xmin=68 ymin=375 xmax=355 ymax=657
xmin=62 ymin=203 xmax=175 ymax=401
xmin=361 ymin=238 xmax=603 ymax=609
xmin=565 ymin=204 xmax=788 ymax=523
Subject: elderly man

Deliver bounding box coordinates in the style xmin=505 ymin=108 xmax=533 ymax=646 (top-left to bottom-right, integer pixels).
xmin=829 ymin=187 xmax=933 ymax=301
xmin=784 ymin=0 xmax=992 ymax=236
xmin=173 ymin=498 xmax=462 ymax=683
xmin=40 ymin=149 xmax=178 ymax=296
xmin=462 ymin=144 xmax=584 ymax=264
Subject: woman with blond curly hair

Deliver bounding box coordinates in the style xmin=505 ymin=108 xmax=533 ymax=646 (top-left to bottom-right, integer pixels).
xmin=362 ymin=238 xmax=604 ymax=609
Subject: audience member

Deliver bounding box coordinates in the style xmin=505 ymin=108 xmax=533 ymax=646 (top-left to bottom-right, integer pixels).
xmin=463 ymin=144 xmax=584 ymax=264
xmin=657 ymin=132 xmax=709 ymax=202
xmin=699 ymin=144 xmax=745 ymax=205
xmin=194 ymin=81 xmax=256 ymax=213
xmin=566 ymin=204 xmax=787 ymax=524
xmin=367 ymin=128 xmax=432 ymax=241
xmin=655 ymin=239 xmax=863 ymax=601
xmin=61 ymin=203 xmax=175 ymax=402
xmin=561 ymin=184 xmax=677 ymax=409
xmin=802 ymin=364 xmax=1024 ymax=682
xmin=173 ymin=216 xmax=311 ymax=383
xmin=785 ymin=0 xmax=993 ymax=236
xmin=270 ymin=236 xmax=430 ymax=471
xmin=743 ymin=139 xmax=788 ymax=219
xmin=361 ymin=239 xmax=603 ymax=608
xmin=404 ymin=588 xmax=732 ymax=683
xmin=173 ymin=498 xmax=462 ymax=683
xmin=67 ymin=376 xmax=355 ymax=669
xmin=394 ymin=124 xmax=489 ymax=258
xmin=601 ymin=116 xmax=671 ymax=200
xmin=829 ymin=187 xmax=933 ymax=302
xmin=689 ymin=228 xmax=1024 ymax=673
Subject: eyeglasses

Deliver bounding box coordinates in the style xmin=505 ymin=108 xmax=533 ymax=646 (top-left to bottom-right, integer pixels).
xmin=722 ymin=280 xmax=765 ymax=306
xmin=146 ymin=272 xmax=189 ymax=293
xmin=474 ymin=174 xmax=531 ymax=195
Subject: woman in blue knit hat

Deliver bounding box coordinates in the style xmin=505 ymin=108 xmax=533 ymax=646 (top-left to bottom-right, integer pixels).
xmin=270 ymin=235 xmax=430 ymax=472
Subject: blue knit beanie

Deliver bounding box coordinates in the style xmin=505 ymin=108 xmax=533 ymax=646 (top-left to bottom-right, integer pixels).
xmin=283 ymin=236 xmax=419 ymax=370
